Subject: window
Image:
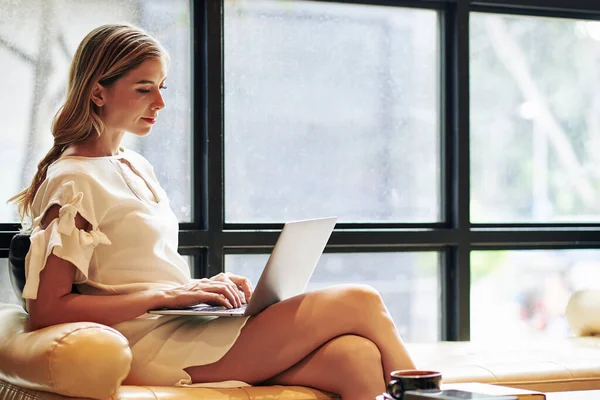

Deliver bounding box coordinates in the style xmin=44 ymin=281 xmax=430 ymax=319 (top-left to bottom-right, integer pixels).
xmin=228 ymin=252 xmax=440 ymax=342
xmin=224 ymin=0 xmax=440 ymax=223
xmin=0 ymin=0 xmax=191 ymax=222
xmin=0 ymin=259 xmax=20 ymax=306
xmin=2 ymin=0 xmax=600 ymax=343
xmin=469 ymin=11 xmax=600 ymax=341
xmin=471 ymin=13 xmax=600 ymax=223
xmin=222 ymin=0 xmax=442 ymax=341
xmin=471 ymin=249 xmax=600 ymax=341
xmin=0 ymin=0 xmax=196 ymax=312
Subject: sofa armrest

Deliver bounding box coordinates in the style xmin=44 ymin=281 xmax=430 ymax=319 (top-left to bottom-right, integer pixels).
xmin=0 ymin=303 xmax=132 ymax=399
xmin=566 ymin=290 xmax=600 ymax=337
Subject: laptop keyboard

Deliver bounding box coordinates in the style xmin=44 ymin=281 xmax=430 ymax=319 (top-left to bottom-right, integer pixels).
xmin=191 ymin=304 xmax=248 ymax=313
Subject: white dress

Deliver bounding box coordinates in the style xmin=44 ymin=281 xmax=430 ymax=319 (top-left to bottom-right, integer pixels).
xmin=22 ymin=148 xmax=249 ymax=387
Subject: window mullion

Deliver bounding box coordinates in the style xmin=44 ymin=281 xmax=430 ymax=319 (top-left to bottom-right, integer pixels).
xmin=441 ymin=0 xmax=471 ymax=341
xmin=205 ymin=0 xmax=226 ymax=276
xmin=471 ymin=0 xmax=600 ymax=15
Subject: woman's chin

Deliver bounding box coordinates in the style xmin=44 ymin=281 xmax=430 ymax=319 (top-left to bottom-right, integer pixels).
xmin=129 ymin=128 xmax=153 ymax=137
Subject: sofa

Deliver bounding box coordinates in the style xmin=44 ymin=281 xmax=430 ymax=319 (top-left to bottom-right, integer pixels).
xmin=2 ymin=289 xmax=600 ymax=399
xmin=5 ymin=230 xmax=600 ymax=400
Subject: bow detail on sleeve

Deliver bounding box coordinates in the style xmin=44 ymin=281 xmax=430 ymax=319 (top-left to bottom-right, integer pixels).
xmin=57 ymin=191 xmax=85 ymax=235
xmin=79 ymin=229 xmax=112 ymax=247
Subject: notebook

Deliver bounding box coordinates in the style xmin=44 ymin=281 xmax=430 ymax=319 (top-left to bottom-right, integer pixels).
xmin=148 ymin=217 xmax=337 ymax=317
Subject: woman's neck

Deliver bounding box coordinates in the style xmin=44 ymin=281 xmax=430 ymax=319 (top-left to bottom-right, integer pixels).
xmin=63 ymin=133 xmax=124 ymax=157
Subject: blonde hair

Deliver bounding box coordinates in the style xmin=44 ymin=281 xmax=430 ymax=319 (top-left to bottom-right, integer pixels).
xmin=9 ymin=23 xmax=168 ymax=221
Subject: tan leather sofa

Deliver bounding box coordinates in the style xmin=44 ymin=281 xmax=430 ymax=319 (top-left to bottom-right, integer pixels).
xmin=1 ymin=290 xmax=600 ymax=399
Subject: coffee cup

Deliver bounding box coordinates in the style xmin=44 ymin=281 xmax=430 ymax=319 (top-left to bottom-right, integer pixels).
xmin=386 ymin=370 xmax=442 ymax=400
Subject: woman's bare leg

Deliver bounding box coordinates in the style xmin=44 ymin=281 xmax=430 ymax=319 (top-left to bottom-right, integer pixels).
xmin=184 ymin=284 xmax=415 ymax=390
xmin=263 ymin=335 xmax=385 ymax=400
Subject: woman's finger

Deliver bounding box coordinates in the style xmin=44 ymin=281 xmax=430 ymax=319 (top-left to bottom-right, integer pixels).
xmin=226 ymin=274 xmax=253 ymax=301
xmin=209 ymin=281 xmax=242 ymax=308
xmin=237 ymin=278 xmax=253 ymax=302
xmin=210 ymin=272 xmax=226 ymax=282
xmin=205 ymin=274 xmax=245 ymax=307
xmin=223 ymin=278 xmax=244 ymax=307
xmin=206 ymin=292 xmax=233 ymax=309
xmin=227 ymin=282 xmax=243 ymax=308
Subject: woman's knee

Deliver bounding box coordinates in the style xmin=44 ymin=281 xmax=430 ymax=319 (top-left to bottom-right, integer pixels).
xmin=303 ymin=284 xmax=388 ymax=330
xmin=334 ymin=283 xmax=386 ymax=312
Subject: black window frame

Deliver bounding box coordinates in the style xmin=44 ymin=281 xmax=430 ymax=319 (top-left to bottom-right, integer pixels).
xmin=2 ymin=0 xmax=600 ymax=341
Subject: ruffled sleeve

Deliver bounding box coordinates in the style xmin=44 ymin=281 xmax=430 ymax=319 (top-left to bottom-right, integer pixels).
xmin=22 ymin=179 xmax=111 ymax=300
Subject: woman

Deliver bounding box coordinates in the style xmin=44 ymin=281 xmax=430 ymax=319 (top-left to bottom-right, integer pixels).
xmin=9 ymin=23 xmax=415 ymax=400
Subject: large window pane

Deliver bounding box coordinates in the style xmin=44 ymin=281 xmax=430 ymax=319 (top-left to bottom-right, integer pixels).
xmin=224 ymin=0 xmax=440 ymax=223
xmin=181 ymin=255 xmax=194 ymax=277
xmin=471 ymin=249 xmax=600 ymax=341
xmin=0 ymin=0 xmax=191 ymax=222
xmin=0 ymin=259 xmax=21 ymax=306
xmin=227 ymin=252 xmax=440 ymax=342
xmin=471 ymin=13 xmax=600 ymax=223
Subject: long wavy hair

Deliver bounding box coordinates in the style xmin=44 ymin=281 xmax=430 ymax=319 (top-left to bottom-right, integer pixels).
xmin=9 ymin=23 xmax=168 ymax=222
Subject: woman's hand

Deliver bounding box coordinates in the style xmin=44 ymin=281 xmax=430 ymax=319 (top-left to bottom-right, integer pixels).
xmin=161 ymin=279 xmax=245 ymax=309
xmin=210 ymin=272 xmax=254 ymax=305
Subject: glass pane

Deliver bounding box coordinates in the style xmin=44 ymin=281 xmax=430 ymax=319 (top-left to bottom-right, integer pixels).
xmin=471 ymin=13 xmax=600 ymax=223
xmin=471 ymin=249 xmax=600 ymax=341
xmin=227 ymin=252 xmax=440 ymax=342
xmin=224 ymin=0 xmax=440 ymax=223
xmin=0 ymin=259 xmax=22 ymax=306
xmin=0 ymin=0 xmax=191 ymax=222
xmin=181 ymin=255 xmax=194 ymax=277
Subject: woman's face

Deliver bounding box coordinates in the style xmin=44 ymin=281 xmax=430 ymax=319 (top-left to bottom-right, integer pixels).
xmin=96 ymin=57 xmax=168 ymax=137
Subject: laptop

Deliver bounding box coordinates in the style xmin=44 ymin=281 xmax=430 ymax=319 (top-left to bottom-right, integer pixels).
xmin=148 ymin=216 xmax=337 ymax=317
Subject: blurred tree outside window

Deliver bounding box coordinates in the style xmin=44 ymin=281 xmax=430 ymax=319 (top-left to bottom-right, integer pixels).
xmin=470 ymin=13 xmax=600 ymax=340
xmin=471 ymin=13 xmax=600 ymax=223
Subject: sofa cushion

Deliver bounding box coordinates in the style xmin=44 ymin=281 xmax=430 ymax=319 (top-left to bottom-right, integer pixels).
xmin=114 ymin=385 xmax=336 ymax=399
xmin=0 ymin=379 xmax=67 ymax=400
xmin=0 ymin=380 xmax=337 ymax=400
xmin=0 ymin=304 xmax=131 ymax=399
xmin=0 ymin=302 xmax=335 ymax=400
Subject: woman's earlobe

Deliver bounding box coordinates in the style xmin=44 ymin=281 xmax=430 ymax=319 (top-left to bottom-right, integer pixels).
xmin=90 ymin=84 xmax=105 ymax=107
xmin=91 ymin=96 xmax=104 ymax=107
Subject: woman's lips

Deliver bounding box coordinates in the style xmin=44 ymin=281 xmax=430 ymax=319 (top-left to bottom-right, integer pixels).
xmin=141 ymin=117 xmax=156 ymax=124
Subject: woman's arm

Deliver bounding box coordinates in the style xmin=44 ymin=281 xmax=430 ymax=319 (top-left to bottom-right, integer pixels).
xmin=27 ymin=255 xmax=165 ymax=330
xmin=28 ymin=253 xmax=244 ymax=330
xmin=27 ymin=206 xmax=242 ymax=330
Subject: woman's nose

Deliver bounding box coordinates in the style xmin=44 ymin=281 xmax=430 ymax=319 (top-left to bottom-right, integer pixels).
xmin=152 ymin=91 xmax=165 ymax=110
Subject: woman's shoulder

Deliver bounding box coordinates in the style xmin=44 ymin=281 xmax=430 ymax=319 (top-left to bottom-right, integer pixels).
xmin=47 ymin=157 xmax=108 ymax=185
xmin=47 ymin=147 xmax=156 ymax=184
xmin=32 ymin=162 xmax=113 ymax=225
xmin=53 ymin=147 xmax=150 ymax=165
xmin=43 ymin=150 xmax=127 ymax=197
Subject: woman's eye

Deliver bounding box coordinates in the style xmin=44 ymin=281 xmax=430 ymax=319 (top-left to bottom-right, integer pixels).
xmin=137 ymin=89 xmax=151 ymax=94
xmin=160 ymin=86 xmax=168 ymax=90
